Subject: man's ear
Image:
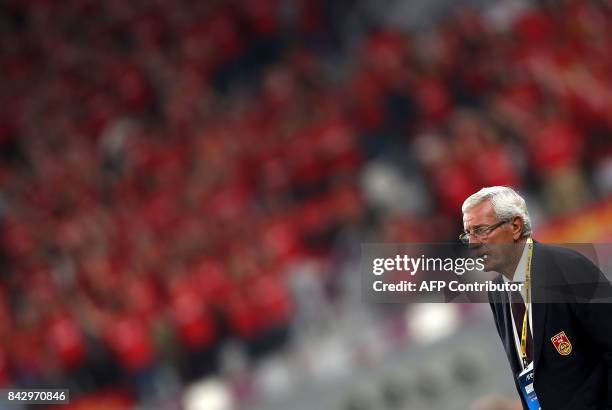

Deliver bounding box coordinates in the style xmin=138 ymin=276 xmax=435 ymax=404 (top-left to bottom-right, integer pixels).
xmin=511 ymin=216 xmax=524 ymax=241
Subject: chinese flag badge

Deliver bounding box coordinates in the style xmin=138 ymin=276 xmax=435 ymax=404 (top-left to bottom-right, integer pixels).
xmin=551 ymin=331 xmax=572 ymax=356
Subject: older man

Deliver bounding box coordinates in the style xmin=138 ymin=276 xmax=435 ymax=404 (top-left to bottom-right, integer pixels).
xmin=461 ymin=186 xmax=612 ymax=410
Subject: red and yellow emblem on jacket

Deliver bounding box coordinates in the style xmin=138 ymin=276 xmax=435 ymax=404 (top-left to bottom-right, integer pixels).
xmin=551 ymin=331 xmax=572 ymax=356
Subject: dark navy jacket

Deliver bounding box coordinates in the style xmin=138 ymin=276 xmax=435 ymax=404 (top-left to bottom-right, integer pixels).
xmin=488 ymin=243 xmax=612 ymax=409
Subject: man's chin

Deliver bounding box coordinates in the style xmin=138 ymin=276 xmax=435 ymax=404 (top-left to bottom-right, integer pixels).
xmin=482 ymin=260 xmax=501 ymax=274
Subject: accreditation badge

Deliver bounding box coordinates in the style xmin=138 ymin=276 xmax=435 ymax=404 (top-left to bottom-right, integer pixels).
xmin=517 ymin=362 xmax=540 ymax=410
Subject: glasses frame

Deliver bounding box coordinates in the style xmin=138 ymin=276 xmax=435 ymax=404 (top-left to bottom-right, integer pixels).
xmin=459 ymin=219 xmax=509 ymax=244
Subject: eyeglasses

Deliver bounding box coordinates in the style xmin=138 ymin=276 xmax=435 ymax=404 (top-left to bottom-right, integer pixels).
xmin=459 ymin=220 xmax=509 ymax=244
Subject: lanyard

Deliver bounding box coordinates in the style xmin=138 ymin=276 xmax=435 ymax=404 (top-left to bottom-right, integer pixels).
xmin=520 ymin=237 xmax=534 ymax=368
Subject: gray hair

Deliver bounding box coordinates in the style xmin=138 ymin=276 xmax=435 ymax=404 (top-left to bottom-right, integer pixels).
xmin=462 ymin=186 xmax=532 ymax=237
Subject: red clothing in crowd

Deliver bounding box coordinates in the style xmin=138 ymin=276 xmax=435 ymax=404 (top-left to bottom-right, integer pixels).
xmin=103 ymin=314 xmax=156 ymax=372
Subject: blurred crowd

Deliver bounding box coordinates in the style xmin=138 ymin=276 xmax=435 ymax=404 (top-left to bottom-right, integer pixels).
xmin=0 ymin=0 xmax=611 ymax=406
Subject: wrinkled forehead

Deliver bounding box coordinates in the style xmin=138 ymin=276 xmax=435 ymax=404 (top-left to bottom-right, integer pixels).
xmin=462 ymin=200 xmax=498 ymax=228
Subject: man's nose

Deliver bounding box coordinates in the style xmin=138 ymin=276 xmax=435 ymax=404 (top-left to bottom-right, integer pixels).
xmin=469 ymin=236 xmax=484 ymax=246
